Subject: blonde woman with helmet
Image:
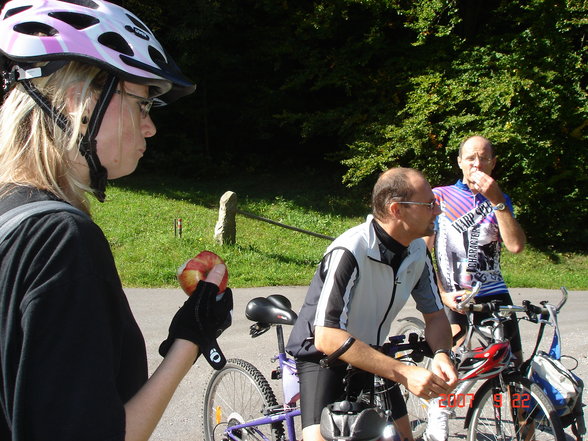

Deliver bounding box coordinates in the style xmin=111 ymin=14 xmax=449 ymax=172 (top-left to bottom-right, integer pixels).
xmin=0 ymin=1 xmax=232 ymax=440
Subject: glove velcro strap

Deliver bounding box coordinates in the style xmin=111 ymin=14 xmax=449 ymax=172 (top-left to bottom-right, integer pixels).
xmin=199 ymin=339 xmax=227 ymax=370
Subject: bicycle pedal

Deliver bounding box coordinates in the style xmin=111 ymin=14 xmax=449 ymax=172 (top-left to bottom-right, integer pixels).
xmin=271 ymin=369 xmax=282 ymax=380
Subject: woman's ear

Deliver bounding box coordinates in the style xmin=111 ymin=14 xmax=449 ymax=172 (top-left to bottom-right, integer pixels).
xmin=65 ymin=83 xmax=84 ymax=114
xmin=65 ymin=83 xmax=93 ymax=128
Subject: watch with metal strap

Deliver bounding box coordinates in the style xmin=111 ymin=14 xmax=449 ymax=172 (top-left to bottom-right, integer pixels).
xmin=492 ymin=202 xmax=506 ymax=211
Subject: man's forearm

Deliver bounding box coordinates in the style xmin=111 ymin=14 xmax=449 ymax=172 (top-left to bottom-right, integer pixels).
xmin=314 ymin=326 xmax=412 ymax=383
xmin=494 ymin=209 xmax=526 ymax=253
xmin=423 ymin=310 xmax=453 ymax=352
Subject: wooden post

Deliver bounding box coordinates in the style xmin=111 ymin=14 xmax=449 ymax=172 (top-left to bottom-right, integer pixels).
xmin=214 ymin=191 xmax=237 ymax=245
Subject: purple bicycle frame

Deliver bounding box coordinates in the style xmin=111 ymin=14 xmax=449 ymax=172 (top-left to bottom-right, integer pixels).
xmin=221 ymin=352 xmax=302 ymax=441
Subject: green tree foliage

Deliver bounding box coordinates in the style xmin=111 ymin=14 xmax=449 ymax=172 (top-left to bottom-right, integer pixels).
xmin=339 ymin=0 xmax=587 ymax=250
xmin=124 ymin=0 xmax=586 ymax=250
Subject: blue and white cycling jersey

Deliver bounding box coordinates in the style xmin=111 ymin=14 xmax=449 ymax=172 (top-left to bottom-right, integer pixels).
xmin=433 ymin=180 xmax=515 ymax=297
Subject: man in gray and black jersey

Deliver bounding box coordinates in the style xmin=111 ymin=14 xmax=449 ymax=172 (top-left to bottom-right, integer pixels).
xmin=286 ymin=167 xmax=458 ymax=441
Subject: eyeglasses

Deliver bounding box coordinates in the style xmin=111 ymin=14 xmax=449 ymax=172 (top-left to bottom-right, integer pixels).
xmin=462 ymin=155 xmax=493 ymax=164
xmin=394 ymin=201 xmax=437 ymax=210
xmin=115 ymin=90 xmax=154 ymax=118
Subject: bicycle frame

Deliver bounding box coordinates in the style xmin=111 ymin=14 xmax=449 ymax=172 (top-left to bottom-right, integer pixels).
xmin=461 ymin=287 xmax=571 ymax=428
xmin=398 ymin=286 xmax=578 ymax=441
xmin=220 ymin=334 xmax=301 ymax=441
xmin=205 ymin=295 xmax=430 ymax=441
xmin=210 ymin=294 xmax=302 ymax=441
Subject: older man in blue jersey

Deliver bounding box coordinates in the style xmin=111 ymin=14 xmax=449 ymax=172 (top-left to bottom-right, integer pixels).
xmin=424 ymin=135 xmax=526 ymax=441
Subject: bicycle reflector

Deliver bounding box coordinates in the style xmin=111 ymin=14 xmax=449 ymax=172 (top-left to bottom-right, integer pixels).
xmin=456 ymin=341 xmax=512 ymax=381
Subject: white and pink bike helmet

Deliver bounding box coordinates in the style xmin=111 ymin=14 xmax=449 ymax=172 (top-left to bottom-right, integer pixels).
xmin=0 ymin=0 xmax=196 ymax=200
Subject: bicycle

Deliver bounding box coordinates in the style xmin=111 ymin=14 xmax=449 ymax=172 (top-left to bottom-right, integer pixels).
xmin=201 ymin=294 xmax=433 ymax=441
xmin=202 ymin=294 xmax=299 ymax=441
xmin=392 ymin=316 xmax=430 ymax=439
xmin=396 ymin=285 xmax=584 ymax=441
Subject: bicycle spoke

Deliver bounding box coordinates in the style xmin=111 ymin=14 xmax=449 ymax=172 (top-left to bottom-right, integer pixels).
xmin=468 ymin=377 xmax=565 ymax=441
xmin=202 ymin=359 xmax=285 ymax=441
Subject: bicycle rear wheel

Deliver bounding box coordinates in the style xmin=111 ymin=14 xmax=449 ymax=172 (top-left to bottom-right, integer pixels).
xmin=468 ymin=375 xmax=565 ymax=441
xmin=393 ymin=317 xmax=430 ymax=439
xmin=202 ymin=358 xmax=285 ymax=441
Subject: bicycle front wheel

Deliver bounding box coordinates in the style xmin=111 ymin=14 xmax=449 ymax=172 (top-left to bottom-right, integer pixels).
xmin=468 ymin=375 xmax=565 ymax=441
xmin=202 ymin=358 xmax=285 ymax=441
xmin=394 ymin=317 xmax=430 ymax=439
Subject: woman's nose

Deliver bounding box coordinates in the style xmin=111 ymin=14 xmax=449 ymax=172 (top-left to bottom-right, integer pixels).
xmin=142 ymin=115 xmax=157 ymax=138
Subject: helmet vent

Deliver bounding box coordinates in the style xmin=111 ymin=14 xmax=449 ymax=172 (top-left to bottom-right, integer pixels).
xmin=3 ymin=5 xmax=32 ymax=20
xmin=98 ymin=32 xmax=134 ymax=56
xmin=125 ymin=14 xmax=151 ymax=35
xmin=148 ymin=46 xmax=167 ymax=69
xmin=14 ymin=22 xmax=58 ymax=36
xmin=49 ymin=12 xmax=99 ymax=30
xmin=57 ymin=0 xmax=99 ymax=10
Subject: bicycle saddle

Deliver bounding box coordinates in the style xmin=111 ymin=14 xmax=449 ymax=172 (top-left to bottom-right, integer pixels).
xmin=245 ymin=295 xmax=298 ymax=326
xmin=320 ymin=399 xmax=386 ymax=441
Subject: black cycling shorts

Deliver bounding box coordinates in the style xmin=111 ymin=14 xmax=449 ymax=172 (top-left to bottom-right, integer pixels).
xmin=296 ymin=359 xmax=407 ymax=429
xmin=445 ymin=292 xmax=522 ymax=354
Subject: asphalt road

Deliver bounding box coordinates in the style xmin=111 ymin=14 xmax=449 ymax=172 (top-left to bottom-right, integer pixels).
xmin=126 ymin=287 xmax=588 ymax=440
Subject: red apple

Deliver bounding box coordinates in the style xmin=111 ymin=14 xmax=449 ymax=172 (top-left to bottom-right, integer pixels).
xmin=177 ymin=250 xmax=228 ymax=295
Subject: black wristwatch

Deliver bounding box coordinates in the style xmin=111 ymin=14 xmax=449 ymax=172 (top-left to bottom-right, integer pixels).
xmin=434 ymin=348 xmax=455 ymax=363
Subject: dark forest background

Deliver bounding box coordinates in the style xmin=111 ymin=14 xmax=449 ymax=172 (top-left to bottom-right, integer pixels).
xmin=5 ymin=0 xmax=588 ymax=250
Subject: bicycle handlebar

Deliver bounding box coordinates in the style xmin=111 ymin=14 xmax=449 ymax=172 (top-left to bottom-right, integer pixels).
xmin=382 ymin=333 xmax=433 ymax=361
xmin=455 ymin=281 xmax=482 ymax=310
xmin=463 ymin=302 xmax=538 ymax=314
xmin=555 ymin=286 xmax=568 ymax=312
xmin=461 ymin=286 xmax=569 ymax=317
xmin=457 ymin=285 xmax=568 ymax=316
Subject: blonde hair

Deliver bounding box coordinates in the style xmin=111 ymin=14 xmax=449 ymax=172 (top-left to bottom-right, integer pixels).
xmin=0 ymin=61 xmax=108 ymax=214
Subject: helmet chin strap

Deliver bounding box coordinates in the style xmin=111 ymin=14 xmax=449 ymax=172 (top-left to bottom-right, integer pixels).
xmin=78 ymin=74 xmax=119 ymax=202
xmin=18 ymin=68 xmax=119 ymax=202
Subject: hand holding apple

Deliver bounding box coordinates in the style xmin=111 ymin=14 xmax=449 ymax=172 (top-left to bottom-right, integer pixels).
xmin=177 ymin=250 xmax=229 ymax=295
xmin=159 ymin=274 xmax=233 ymax=369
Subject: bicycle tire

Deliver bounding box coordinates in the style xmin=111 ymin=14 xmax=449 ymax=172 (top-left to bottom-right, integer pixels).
xmin=202 ymin=358 xmax=285 ymax=441
xmin=467 ymin=375 xmax=566 ymax=441
xmin=393 ymin=317 xmax=430 ymax=439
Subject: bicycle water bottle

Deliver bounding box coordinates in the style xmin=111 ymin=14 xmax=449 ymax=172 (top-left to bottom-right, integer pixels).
xmin=282 ymin=362 xmax=300 ymax=406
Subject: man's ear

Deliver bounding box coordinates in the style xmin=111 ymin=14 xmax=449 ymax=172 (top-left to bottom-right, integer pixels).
xmin=388 ymin=201 xmax=401 ymax=220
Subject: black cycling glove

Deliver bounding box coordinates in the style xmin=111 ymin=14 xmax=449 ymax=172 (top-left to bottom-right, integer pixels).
xmin=159 ymin=281 xmax=233 ymax=369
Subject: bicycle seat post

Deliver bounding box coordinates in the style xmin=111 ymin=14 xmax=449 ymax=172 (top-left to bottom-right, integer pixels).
xmin=276 ymin=324 xmax=286 ymax=355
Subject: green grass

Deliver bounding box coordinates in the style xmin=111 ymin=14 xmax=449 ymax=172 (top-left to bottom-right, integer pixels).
xmin=90 ymin=172 xmax=588 ymax=290
xmin=502 ymin=248 xmax=588 ymax=290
